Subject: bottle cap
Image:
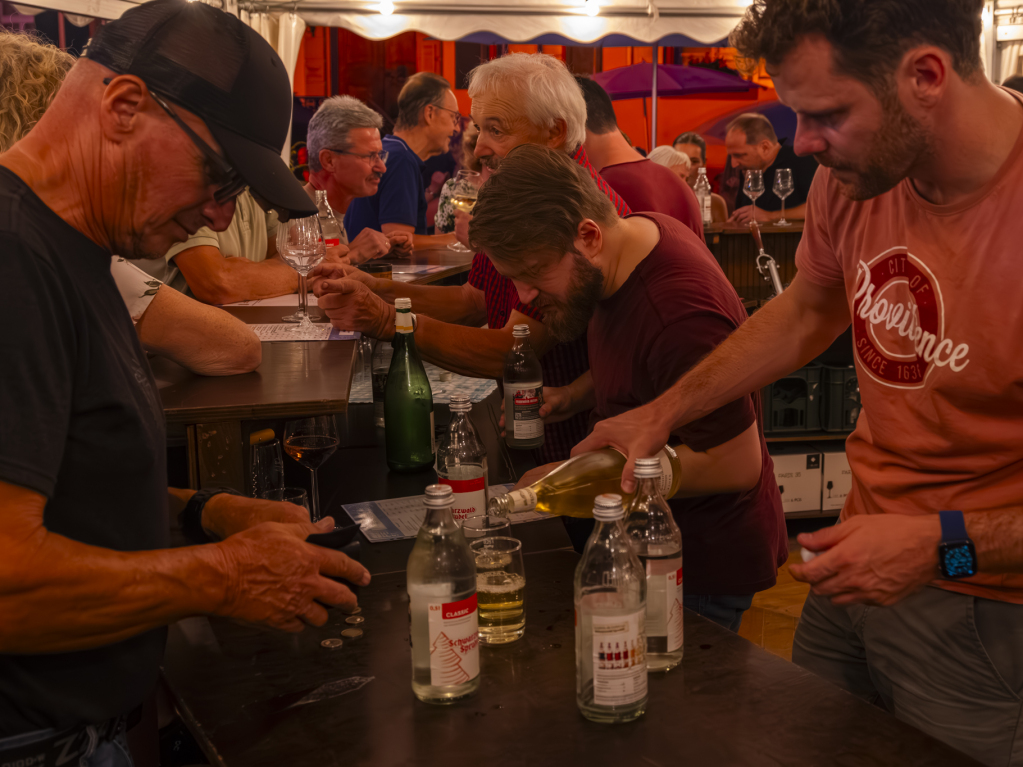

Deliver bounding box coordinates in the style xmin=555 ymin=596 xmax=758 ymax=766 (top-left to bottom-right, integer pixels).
xmin=512 ymin=324 xmax=530 ymax=337
xmin=395 ymin=297 xmax=412 ymax=310
xmin=449 ymin=394 xmax=471 ymax=413
xmin=424 ymin=484 xmax=454 ymax=508
xmin=592 ymin=493 xmax=624 ymax=521
xmin=633 ymin=457 xmax=663 ymax=478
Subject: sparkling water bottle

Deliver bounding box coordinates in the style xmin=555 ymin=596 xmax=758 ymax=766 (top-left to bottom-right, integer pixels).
xmin=503 ymin=324 xmax=544 ymax=450
xmin=695 ymin=167 xmax=712 ymax=226
xmin=436 ymin=394 xmax=489 ymax=522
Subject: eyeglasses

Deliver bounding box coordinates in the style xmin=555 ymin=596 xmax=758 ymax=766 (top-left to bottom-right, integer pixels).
xmin=329 ymin=149 xmax=389 ymax=164
xmin=430 ymin=104 xmax=463 ymax=125
xmin=128 ymin=82 xmax=246 ymax=205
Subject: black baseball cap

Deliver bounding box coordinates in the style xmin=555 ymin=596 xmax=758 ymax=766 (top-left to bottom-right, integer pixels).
xmin=84 ymin=0 xmax=316 ymax=219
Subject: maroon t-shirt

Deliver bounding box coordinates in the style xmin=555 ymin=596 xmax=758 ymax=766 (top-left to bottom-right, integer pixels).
xmin=588 ymin=212 xmax=787 ymax=595
xmin=600 ymin=159 xmax=704 ymax=239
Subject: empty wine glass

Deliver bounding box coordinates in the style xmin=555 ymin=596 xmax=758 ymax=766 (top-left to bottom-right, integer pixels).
xmin=773 ymin=168 xmax=795 ymax=227
xmin=744 ymin=169 xmax=765 ymax=224
xmin=447 ymin=170 xmax=480 ymax=253
xmin=277 ymin=215 xmax=326 ymax=336
xmin=283 ymin=416 xmax=339 ymax=522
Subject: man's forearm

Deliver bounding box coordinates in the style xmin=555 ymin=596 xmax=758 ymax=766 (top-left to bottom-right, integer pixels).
xmin=968 ymin=509 xmax=1023 ymax=574
xmin=414 ymin=315 xmax=511 ymax=379
xmin=370 ymin=281 xmax=486 ymax=326
xmin=182 ymin=255 xmax=298 ymax=306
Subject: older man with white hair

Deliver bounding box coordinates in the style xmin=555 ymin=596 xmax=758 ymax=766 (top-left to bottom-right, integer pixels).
xmin=315 ymin=53 xmax=630 ymax=469
xmin=304 ymin=95 xmax=411 ymax=264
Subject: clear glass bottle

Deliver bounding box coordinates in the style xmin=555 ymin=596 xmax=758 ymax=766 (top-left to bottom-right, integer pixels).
xmin=385 ymin=299 xmax=435 ymax=472
xmin=694 ymin=167 xmax=713 ymax=226
xmin=575 ymin=494 xmax=648 ymax=723
xmin=315 ymin=189 xmax=344 ymax=247
xmin=625 ymin=457 xmax=684 ymax=672
xmin=488 ymin=445 xmax=682 ymax=518
xmin=503 ymin=324 xmax=544 ymax=450
xmin=371 ymin=339 xmax=393 ymax=427
xmin=436 ymin=394 xmax=489 ymax=523
xmin=407 ymin=484 xmax=480 ymax=704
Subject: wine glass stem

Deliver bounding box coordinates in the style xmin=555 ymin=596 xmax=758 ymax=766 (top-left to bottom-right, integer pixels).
xmin=780 ymin=199 xmax=786 ymax=221
xmin=298 ymin=273 xmax=309 ymax=319
xmin=309 ymin=467 xmax=320 ymax=522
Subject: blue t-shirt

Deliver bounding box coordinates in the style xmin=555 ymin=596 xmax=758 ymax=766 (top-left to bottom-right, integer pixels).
xmin=344 ymin=134 xmax=427 ymax=238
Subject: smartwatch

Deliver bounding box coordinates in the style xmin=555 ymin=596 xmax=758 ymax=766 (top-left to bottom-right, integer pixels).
xmin=938 ymin=509 xmax=977 ymax=579
xmin=179 ymin=487 xmax=242 ymax=544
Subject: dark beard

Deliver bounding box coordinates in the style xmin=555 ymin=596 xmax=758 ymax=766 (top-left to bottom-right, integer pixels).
xmin=541 ymin=254 xmax=604 ymax=344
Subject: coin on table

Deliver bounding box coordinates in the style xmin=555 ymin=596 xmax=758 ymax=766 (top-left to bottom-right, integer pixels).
xmin=345 ymin=615 xmax=365 ymax=625
xmin=349 ymin=606 xmax=362 ymax=615
xmin=341 ymin=628 xmax=364 ymax=639
xmin=321 ymin=638 xmax=344 ymax=649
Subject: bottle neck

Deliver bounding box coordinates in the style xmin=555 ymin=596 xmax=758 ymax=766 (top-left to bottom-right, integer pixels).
xmin=422 ymin=505 xmax=458 ymax=534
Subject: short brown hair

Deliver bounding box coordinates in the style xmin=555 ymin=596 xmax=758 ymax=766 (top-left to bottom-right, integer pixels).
xmin=461 ymin=125 xmax=482 ymax=173
xmin=726 ymin=113 xmax=777 ymax=145
xmin=731 ymin=0 xmax=984 ymax=95
xmin=395 ymin=72 xmax=451 ymax=131
xmin=469 ymin=144 xmax=617 ymax=264
xmin=0 ymin=29 xmax=74 ymax=153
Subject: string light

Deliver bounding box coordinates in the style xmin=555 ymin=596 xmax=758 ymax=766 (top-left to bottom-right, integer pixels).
xmin=379 ymin=0 xmax=394 ymax=15
xmin=585 ymin=0 xmax=599 ymax=16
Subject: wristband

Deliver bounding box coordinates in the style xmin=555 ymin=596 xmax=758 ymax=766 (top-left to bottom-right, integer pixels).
xmin=180 ymin=487 xmax=242 ymax=544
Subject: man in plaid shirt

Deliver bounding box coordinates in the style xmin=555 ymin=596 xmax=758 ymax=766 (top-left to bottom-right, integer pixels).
xmin=315 ymin=53 xmax=629 ymax=464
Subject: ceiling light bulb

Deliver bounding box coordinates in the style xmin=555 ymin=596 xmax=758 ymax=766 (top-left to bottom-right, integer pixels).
xmin=585 ymin=0 xmax=599 ymax=16
xmin=380 ymin=0 xmax=394 ymax=15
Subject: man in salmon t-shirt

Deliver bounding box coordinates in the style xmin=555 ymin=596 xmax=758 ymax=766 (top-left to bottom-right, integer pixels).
xmin=572 ymin=1 xmax=1023 ymax=763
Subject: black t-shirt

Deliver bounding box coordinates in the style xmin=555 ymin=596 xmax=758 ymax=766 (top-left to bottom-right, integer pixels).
xmin=735 ymin=141 xmax=819 ymax=212
xmin=0 ymin=168 xmax=168 ymax=735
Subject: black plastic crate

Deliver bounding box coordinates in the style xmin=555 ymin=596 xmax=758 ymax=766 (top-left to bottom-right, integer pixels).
xmin=762 ymin=365 xmax=822 ymax=433
xmin=821 ymin=365 xmax=860 ymax=432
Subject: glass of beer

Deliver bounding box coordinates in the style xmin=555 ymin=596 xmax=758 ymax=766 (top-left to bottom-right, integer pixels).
xmin=471 ymin=536 xmax=526 ymax=645
xmin=462 ymin=515 xmax=510 ymax=541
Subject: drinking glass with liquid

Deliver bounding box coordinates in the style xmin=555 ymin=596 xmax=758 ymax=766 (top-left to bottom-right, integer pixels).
xmin=283 ymin=415 xmax=338 ymax=522
xmin=471 ymin=536 xmax=525 ymax=645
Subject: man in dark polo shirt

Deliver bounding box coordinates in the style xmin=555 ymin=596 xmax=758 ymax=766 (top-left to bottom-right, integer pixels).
xmin=727 ymin=112 xmax=818 ymax=224
xmin=0 ymin=3 xmax=368 ymax=764
xmin=469 ymin=144 xmax=787 ymax=630
xmin=576 ymin=76 xmax=703 ymax=238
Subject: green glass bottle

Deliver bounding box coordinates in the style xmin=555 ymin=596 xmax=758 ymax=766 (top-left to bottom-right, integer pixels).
xmin=385 ymin=298 xmax=436 ymax=472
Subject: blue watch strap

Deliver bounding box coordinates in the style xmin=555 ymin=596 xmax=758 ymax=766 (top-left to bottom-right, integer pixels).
xmin=939 ymin=509 xmax=968 ymax=542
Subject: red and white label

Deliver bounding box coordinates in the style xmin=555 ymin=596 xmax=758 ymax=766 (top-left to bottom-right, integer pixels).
xmin=645 ymin=557 xmax=684 ymax=653
xmin=510 ymin=384 xmax=544 ymax=440
xmin=325 ymin=238 xmax=341 ymax=248
xmin=439 ymin=475 xmax=487 ymax=522
xmin=428 ymin=593 xmax=480 ymax=686
xmin=592 ymin=610 xmax=646 ymax=706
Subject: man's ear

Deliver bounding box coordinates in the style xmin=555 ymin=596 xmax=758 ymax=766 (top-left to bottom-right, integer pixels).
xmin=547 ymin=118 xmax=569 ymax=150
xmin=99 ymin=75 xmax=147 ymax=144
xmin=574 ymin=219 xmax=603 ymax=264
xmin=319 ymin=148 xmax=336 ymax=174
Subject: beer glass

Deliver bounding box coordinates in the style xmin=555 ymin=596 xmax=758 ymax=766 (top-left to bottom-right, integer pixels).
xmin=462 ymin=515 xmax=510 ymax=541
xmin=260 ymin=487 xmax=311 ymax=517
xmin=250 ymin=438 xmax=284 ymax=499
xmin=773 ymin=168 xmax=794 ymax=226
xmin=470 ymin=536 xmax=526 ymax=644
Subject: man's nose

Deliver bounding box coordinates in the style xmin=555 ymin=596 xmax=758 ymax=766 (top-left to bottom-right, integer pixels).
xmin=513 ymin=281 xmax=539 ymax=306
xmin=202 ymin=196 xmax=237 ymax=232
xmin=793 ymin=116 xmax=827 ymax=157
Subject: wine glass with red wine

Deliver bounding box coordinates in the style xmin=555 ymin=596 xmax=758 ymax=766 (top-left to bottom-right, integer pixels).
xmin=283 ymin=416 xmax=339 ymax=522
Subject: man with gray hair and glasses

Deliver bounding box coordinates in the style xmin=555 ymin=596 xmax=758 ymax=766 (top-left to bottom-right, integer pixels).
xmin=304 ymin=95 xmax=412 ymax=264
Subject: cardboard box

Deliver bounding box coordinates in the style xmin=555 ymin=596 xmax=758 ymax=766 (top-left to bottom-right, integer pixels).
xmin=815 ymin=444 xmax=852 ymax=512
xmin=768 ymin=443 xmax=822 ymax=514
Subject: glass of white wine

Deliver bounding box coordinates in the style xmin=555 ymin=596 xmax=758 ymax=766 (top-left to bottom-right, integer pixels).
xmin=773 ymin=168 xmax=794 ymax=226
xmin=471 ymin=536 xmax=526 ymax=644
xmin=276 ymin=215 xmax=326 ymax=336
xmin=448 ymin=170 xmax=481 ymax=253
xmin=744 ymin=169 xmax=765 ymax=224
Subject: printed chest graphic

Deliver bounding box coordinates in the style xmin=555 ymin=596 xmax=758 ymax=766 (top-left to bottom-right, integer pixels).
xmin=852 ymin=248 xmax=970 ymax=390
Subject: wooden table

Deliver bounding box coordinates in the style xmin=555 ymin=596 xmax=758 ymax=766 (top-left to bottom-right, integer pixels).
xmin=704 ymin=221 xmax=804 ymax=304
xmin=155 ymin=306 xmax=356 ymax=490
xmin=366 ymin=247 xmax=474 ymax=285
xmin=162 ymin=548 xmax=979 ymax=767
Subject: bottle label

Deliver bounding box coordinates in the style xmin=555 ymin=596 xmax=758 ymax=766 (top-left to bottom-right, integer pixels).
xmin=592 ymin=610 xmax=647 ymax=706
xmin=645 ymin=558 xmax=684 ymax=653
xmin=428 ymin=594 xmax=480 ymax=687
xmin=701 ymin=195 xmax=712 ymax=225
xmin=439 ymin=474 xmax=487 ymax=521
xmin=656 ymin=450 xmax=674 ymax=497
xmin=395 ymin=310 xmax=414 ymax=334
xmin=512 ymin=384 xmax=544 ymax=439
xmin=324 ymin=238 xmax=341 ymax=248
xmin=505 ymin=487 xmax=537 ymax=513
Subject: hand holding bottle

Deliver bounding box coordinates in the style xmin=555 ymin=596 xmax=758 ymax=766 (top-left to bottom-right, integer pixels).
xmin=571 ymin=400 xmax=672 ymax=494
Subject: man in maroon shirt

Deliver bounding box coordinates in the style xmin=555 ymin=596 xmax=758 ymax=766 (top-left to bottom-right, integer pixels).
xmin=469 ymin=144 xmax=787 ymax=630
xmin=577 ymin=76 xmax=703 ymax=238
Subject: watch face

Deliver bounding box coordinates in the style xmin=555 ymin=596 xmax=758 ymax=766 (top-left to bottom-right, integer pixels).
xmin=941 ymin=541 xmax=977 ymax=579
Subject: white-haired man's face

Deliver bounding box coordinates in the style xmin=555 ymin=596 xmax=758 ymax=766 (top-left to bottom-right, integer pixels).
xmin=470 ymin=86 xmax=568 ymax=170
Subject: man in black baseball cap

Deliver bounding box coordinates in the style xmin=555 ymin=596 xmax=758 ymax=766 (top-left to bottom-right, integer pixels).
xmin=0 ymin=2 xmax=364 ymax=764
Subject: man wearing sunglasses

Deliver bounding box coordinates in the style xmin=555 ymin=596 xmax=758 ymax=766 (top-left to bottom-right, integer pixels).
xmin=0 ymin=2 xmax=368 ymax=765
xmin=344 ymin=72 xmax=462 ymax=250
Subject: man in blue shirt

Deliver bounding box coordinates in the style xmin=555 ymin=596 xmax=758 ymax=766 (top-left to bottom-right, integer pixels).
xmin=345 ymin=72 xmax=460 ymax=249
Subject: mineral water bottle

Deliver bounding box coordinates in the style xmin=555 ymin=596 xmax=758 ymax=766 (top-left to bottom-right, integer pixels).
xmin=575 ymin=494 xmax=647 ymax=723
xmin=384 ymin=298 xmax=435 ymax=472
xmin=407 ymin=484 xmax=480 ymax=704
xmin=488 ymin=445 xmax=682 ymax=518
xmin=503 ymin=324 xmax=544 ymax=450
xmin=315 ymin=189 xmax=344 ymax=247
xmin=694 ymin=167 xmax=712 ymax=226
xmin=436 ymin=394 xmax=489 ymax=522
xmin=371 ymin=340 xmax=393 ymax=427
xmin=625 ymin=457 xmax=684 ymax=672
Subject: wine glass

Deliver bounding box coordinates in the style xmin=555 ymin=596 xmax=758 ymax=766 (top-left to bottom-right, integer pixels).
xmin=447 ymin=170 xmax=481 ymax=253
xmin=773 ymin=168 xmax=794 ymax=227
xmin=277 ymin=215 xmax=326 ymax=336
xmin=744 ymin=169 xmax=765 ymax=224
xmin=283 ymin=416 xmax=339 ymax=522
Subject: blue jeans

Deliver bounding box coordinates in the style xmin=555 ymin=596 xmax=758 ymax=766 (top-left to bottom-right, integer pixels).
xmin=683 ymin=593 xmax=754 ymax=632
xmin=0 ymin=723 xmax=133 ymax=767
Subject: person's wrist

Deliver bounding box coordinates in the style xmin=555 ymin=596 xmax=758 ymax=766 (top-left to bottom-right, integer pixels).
xmin=378 ymin=302 xmax=396 ymax=340
xmin=201 ymin=492 xmax=240 ymax=541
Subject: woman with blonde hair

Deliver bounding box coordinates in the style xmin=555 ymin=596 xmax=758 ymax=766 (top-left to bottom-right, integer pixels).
xmin=0 ymin=28 xmax=74 ymax=153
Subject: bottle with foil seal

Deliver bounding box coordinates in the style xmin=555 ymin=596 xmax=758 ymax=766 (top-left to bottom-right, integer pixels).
xmin=384 ymin=298 xmax=435 ymax=472
xmin=407 ymin=484 xmax=480 ymax=703
xmin=436 ymin=394 xmax=489 ymax=523
xmin=488 ymin=445 xmax=682 ymax=519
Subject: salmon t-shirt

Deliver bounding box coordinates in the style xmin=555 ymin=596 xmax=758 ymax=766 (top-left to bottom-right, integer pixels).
xmin=795 ymin=95 xmax=1023 ymax=603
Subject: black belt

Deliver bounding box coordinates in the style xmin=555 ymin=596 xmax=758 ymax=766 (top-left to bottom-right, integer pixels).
xmin=0 ymin=706 xmax=140 ymax=767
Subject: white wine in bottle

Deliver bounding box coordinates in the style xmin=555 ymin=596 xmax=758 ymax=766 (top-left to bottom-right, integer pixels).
xmin=488 ymin=446 xmax=682 ymax=519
